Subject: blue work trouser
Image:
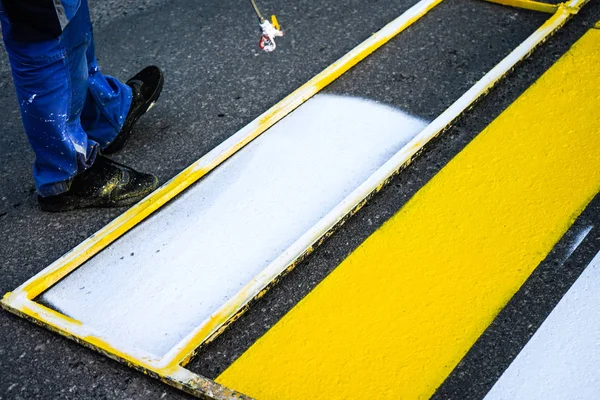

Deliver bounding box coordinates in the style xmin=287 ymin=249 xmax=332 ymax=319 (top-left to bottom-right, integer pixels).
xmin=0 ymin=0 xmax=132 ymax=196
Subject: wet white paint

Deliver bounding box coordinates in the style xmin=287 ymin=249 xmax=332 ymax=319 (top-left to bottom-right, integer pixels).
xmin=40 ymin=94 xmax=427 ymax=356
xmin=485 ymin=250 xmax=600 ymax=400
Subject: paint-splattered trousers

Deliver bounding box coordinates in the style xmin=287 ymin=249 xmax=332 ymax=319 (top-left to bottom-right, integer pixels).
xmin=0 ymin=0 xmax=132 ymax=197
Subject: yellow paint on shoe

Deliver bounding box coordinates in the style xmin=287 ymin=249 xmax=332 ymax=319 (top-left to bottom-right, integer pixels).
xmin=217 ymin=29 xmax=600 ymax=399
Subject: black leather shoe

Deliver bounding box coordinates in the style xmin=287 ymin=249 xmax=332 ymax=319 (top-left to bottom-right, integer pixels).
xmin=103 ymin=66 xmax=164 ymax=155
xmin=38 ymin=155 xmax=159 ymax=212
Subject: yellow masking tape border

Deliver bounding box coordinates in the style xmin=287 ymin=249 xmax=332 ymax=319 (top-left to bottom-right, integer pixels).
xmin=0 ymin=0 xmax=589 ymax=398
xmin=6 ymin=301 xmax=250 ymax=400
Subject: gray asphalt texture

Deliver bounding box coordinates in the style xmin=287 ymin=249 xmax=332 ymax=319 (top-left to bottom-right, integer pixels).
xmin=1 ymin=0 xmax=599 ymax=399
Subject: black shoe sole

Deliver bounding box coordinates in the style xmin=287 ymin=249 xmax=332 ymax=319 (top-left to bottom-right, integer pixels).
xmin=38 ymin=174 xmax=159 ymax=212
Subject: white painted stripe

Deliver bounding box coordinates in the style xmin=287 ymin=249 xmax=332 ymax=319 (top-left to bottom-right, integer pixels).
xmin=485 ymin=249 xmax=600 ymax=400
xmin=40 ymin=94 xmax=427 ymax=357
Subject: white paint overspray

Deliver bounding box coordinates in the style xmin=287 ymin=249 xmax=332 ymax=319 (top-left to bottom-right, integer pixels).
xmin=553 ymin=225 xmax=593 ymax=267
xmin=40 ymin=94 xmax=428 ymax=356
xmin=485 ymin=250 xmax=600 ymax=400
xmin=567 ymin=224 xmax=593 ymax=257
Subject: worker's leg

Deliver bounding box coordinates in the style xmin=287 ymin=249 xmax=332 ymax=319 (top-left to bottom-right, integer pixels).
xmin=0 ymin=2 xmax=120 ymax=197
xmin=78 ymin=0 xmax=163 ymax=154
xmin=78 ymin=0 xmax=133 ymax=149
xmin=0 ymin=0 xmax=159 ymax=211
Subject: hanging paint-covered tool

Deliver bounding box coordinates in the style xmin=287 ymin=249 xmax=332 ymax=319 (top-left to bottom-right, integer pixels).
xmin=248 ymin=0 xmax=284 ymax=52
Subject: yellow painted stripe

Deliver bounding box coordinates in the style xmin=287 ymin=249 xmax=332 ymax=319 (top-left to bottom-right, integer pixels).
xmin=217 ymin=29 xmax=600 ymax=399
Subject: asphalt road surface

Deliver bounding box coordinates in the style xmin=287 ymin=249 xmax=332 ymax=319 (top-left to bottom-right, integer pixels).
xmin=1 ymin=0 xmax=599 ymax=398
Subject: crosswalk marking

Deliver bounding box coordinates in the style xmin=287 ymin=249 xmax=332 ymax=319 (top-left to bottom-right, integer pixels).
xmin=216 ymin=27 xmax=600 ymax=400
xmin=484 ymin=250 xmax=600 ymax=400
